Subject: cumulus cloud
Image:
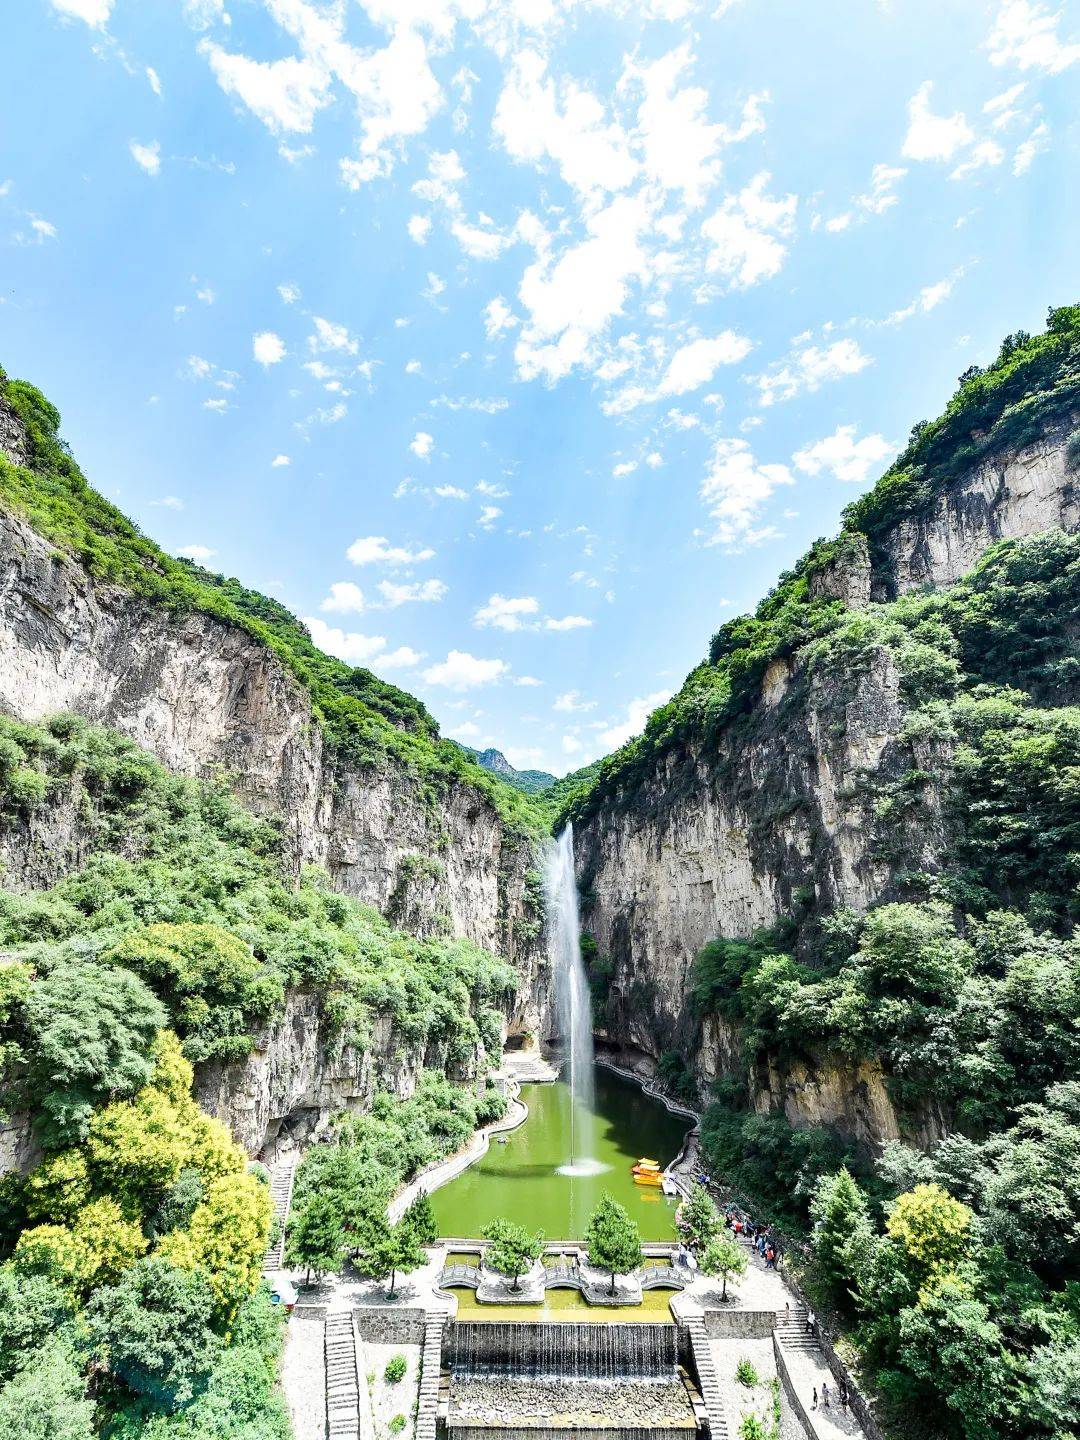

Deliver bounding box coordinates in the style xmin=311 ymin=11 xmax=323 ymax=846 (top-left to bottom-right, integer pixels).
xmin=554 ymin=691 xmax=596 ymax=712
xmin=422 ymin=650 xmax=509 ymax=690
xmin=272 ymin=454 xmax=291 ymax=467
xmin=902 ymin=82 xmax=974 ymax=161
xmin=346 ymin=535 xmax=435 ymax=566
xmin=49 ymin=0 xmax=113 ymax=26
xmin=754 ymin=337 xmax=872 ymax=407
xmin=408 ymin=214 xmax=432 ymax=244
xmin=410 ymin=431 xmax=434 ymax=460
xmin=130 ymin=140 xmax=161 ymax=175
xmin=793 ymin=425 xmax=894 ymax=484
xmin=484 ymin=296 xmax=518 ymax=338
xmin=698 ymin=438 xmax=794 ymax=548
xmin=319 ymin=581 xmax=366 ymax=614
xmin=474 ymin=594 xmax=540 ymax=631
xmin=660 ymin=331 xmax=753 ymax=395
xmin=988 ymin=1 xmax=1079 ymax=73
xmin=176 ymin=544 xmax=217 ymax=561
xmin=253 ymin=331 xmax=286 ymax=366
xmin=377 ymin=578 xmax=447 ymax=606
xmin=702 ymin=172 xmax=797 ymax=288
xmin=598 ymin=690 xmax=673 ymax=749
xmin=545 ymin=614 xmax=592 ymax=631
xmin=309 ymin=316 xmax=359 ymax=354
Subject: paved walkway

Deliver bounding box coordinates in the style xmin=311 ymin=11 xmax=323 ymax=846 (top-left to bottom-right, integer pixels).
xmin=262 ymin=1157 xmax=297 ymax=1272
xmin=775 ymin=1308 xmax=865 ymax=1440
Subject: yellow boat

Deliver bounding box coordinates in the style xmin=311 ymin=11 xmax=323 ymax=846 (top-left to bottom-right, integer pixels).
xmin=632 ymin=1157 xmax=664 ymax=1188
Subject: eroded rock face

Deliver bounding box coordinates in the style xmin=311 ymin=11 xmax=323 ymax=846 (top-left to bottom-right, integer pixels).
xmin=0 ymin=396 xmax=29 ymax=468
xmin=874 ymin=419 xmax=1079 ymax=596
xmin=0 ymin=504 xmax=548 ymax=1155
xmin=577 ymin=425 xmax=1078 ymax=1154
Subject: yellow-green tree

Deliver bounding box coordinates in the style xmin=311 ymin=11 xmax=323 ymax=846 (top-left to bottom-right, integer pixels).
xmin=886 ymin=1183 xmax=972 ymax=1296
xmin=160 ymin=1171 xmax=271 ymax=1323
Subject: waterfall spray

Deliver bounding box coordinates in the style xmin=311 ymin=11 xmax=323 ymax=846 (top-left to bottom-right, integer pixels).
xmin=546 ymin=824 xmax=603 ymax=1177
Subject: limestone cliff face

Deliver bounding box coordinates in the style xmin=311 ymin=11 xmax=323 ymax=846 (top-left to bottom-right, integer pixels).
xmin=576 ymin=421 xmax=1078 ymax=1152
xmin=0 ymin=505 xmax=545 ymax=1029
xmin=873 ymin=418 xmax=1078 ymax=596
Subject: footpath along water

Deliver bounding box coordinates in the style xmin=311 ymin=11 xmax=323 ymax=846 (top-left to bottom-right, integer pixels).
xmin=430 ymin=1064 xmax=689 ymax=1241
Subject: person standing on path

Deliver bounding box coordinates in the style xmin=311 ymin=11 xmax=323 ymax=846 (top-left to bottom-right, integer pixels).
xmin=822 ymin=1381 xmax=830 ymax=1410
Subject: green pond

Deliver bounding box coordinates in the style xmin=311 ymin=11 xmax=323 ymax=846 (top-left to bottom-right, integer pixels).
xmin=430 ymin=1066 xmax=690 ymax=1240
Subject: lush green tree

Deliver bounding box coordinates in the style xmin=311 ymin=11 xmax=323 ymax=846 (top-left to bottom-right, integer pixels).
xmin=13 ymin=1196 xmax=147 ymax=1295
xmin=585 ymin=1196 xmax=642 ymax=1295
xmin=86 ymin=1256 xmax=220 ymax=1411
xmin=482 ymin=1217 xmax=544 ymax=1291
xmin=886 ymin=1184 xmax=972 ymax=1292
xmin=0 ymin=1341 xmax=95 ymax=1440
xmin=0 ymin=1266 xmax=74 ymax=1386
xmin=699 ymin=1236 xmax=747 ymax=1301
xmin=285 ymin=1193 xmax=345 ymax=1284
xmin=21 ymin=960 xmax=165 ymax=1147
xmin=357 ymin=1220 xmax=426 ymax=1298
xmin=896 ymin=1279 xmax=1014 ymax=1440
xmin=810 ymin=1166 xmax=873 ymax=1306
xmin=402 ymin=1189 xmax=438 ymax=1247
xmin=677 ymin=1184 xmax=722 ymax=1254
xmin=148 ymin=1167 xmax=204 ymax=1238
xmin=158 ymin=1171 xmax=272 ymax=1324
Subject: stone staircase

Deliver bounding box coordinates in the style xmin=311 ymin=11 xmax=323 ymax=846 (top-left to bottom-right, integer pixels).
xmin=261 ymin=1159 xmax=297 ymax=1273
xmin=684 ymin=1316 xmax=728 ymax=1439
xmin=775 ymin=1306 xmax=821 ymax=1354
xmin=416 ymin=1313 xmax=445 ymax=1440
xmin=325 ymin=1311 xmax=361 ymax=1440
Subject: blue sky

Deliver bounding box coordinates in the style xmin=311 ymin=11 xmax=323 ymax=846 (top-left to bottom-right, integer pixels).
xmin=1 ymin=0 xmax=1077 ymax=775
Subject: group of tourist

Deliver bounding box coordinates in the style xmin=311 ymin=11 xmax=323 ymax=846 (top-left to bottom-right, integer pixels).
xmin=812 ymin=1378 xmax=850 ymax=1413
xmin=720 ymin=1201 xmax=780 ymax=1269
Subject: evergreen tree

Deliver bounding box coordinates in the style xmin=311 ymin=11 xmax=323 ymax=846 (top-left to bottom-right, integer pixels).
xmin=809 ymin=1166 xmax=872 ymax=1306
xmin=699 ymin=1236 xmax=747 ymax=1300
xmin=356 ymin=1217 xmax=426 ymax=1297
xmin=677 ymin=1184 xmax=723 ymax=1254
xmin=585 ymin=1195 xmax=642 ymax=1295
xmin=285 ymin=1193 xmax=345 ymax=1285
xmin=482 ymin=1217 xmax=544 ymax=1291
xmin=402 ymin=1188 xmax=438 ymax=1247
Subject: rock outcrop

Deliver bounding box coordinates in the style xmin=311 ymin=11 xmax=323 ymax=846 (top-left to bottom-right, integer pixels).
xmin=575 ymin=419 xmax=1078 ymax=1152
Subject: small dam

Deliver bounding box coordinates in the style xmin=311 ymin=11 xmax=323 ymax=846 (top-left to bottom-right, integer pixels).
xmin=439 ymin=1320 xmax=707 ymax=1440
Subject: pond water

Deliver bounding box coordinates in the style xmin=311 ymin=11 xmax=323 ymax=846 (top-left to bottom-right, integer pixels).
xmin=430 ymin=1065 xmax=690 ymax=1240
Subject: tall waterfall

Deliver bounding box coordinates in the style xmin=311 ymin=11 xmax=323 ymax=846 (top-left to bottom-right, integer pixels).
xmin=545 ymin=825 xmax=600 ymax=1176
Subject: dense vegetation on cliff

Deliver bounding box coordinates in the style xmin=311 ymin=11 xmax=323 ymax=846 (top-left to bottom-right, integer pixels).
xmin=0 ymin=369 xmax=543 ymax=835
xmin=0 ymin=714 xmax=515 ymax=1435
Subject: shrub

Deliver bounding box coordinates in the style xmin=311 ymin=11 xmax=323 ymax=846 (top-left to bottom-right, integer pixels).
xmin=735 ymin=1357 xmax=759 ymax=1387
xmin=385 ymin=1354 xmax=407 ymax=1384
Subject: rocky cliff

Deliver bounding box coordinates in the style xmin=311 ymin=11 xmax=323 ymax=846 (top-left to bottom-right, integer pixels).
xmin=575 ymin=395 xmax=1079 ymax=1152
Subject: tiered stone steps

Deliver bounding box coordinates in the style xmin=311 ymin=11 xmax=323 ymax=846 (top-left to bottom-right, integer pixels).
xmin=774 ymin=1306 xmax=821 ymax=1353
xmin=416 ymin=1314 xmax=445 ymax=1440
xmin=261 ymin=1159 xmax=297 ymax=1273
xmin=325 ymin=1311 xmax=361 ymax=1440
xmin=684 ymin=1316 xmax=728 ymax=1439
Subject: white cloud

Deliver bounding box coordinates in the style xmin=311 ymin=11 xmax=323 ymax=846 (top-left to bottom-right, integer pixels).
xmin=855 ymin=162 xmax=907 ymax=216
xmin=884 ymin=276 xmax=957 ymax=324
xmin=988 ymin=1 xmax=1079 ymax=73
xmin=253 ymin=331 xmax=286 ymax=366
xmin=545 ymin=614 xmax=592 ymax=631
xmin=950 ymin=139 xmax=1005 ymax=180
xmin=309 ymin=316 xmax=359 ymax=355
xmin=319 ymin=581 xmax=366 ymax=614
xmin=346 ymin=535 xmax=435 ymax=566
xmin=423 ymin=650 xmax=509 ymax=690
xmin=561 ymin=734 xmax=583 ymax=756
xmin=304 ymin=616 xmax=387 ymax=665
xmin=176 ymin=544 xmax=217 ymax=561
xmin=478 ymin=505 xmax=502 ymax=529
xmin=612 ymin=460 xmax=638 ymax=477
xmin=434 ymin=484 xmax=468 ymax=499
xmin=624 ymin=45 xmax=729 ymax=205
xmin=451 ymin=216 xmax=510 ymax=260
xmin=410 ymin=431 xmax=434 ymax=460
xmin=702 ymin=172 xmax=797 ymax=288
xmin=130 ymin=140 xmax=161 ymax=176
xmin=698 ymin=438 xmax=794 ymax=548
xmin=278 ymin=282 xmax=301 ymax=304
xmin=598 ymin=690 xmax=672 ymax=749
xmin=20 ymin=215 xmax=58 ymax=244
xmin=474 ymin=594 xmax=540 ymax=631
xmin=902 ymin=82 xmax=973 ymax=162
xmin=150 ymin=496 xmax=184 ymax=510
xmin=554 ymin=691 xmax=596 ymax=712
xmin=408 ymin=214 xmax=431 ymax=244
xmin=514 ymin=675 xmax=543 ymax=687
xmin=378 ymin=578 xmax=448 ymax=606
xmin=754 ymin=338 xmax=872 ymax=407
xmin=503 ymin=744 xmax=544 ymax=768
xmin=1013 ymin=121 xmax=1050 ymax=173
xmin=484 ymin=296 xmax=518 ymax=338
xmin=201 ymin=43 xmax=332 ymax=135
xmin=793 ymin=425 xmax=894 ymax=484
xmin=380 ymin=646 xmax=423 ymax=668
xmin=515 ymin=191 xmax=654 ymax=382
xmin=147 ymin=67 xmax=162 ymax=96
xmin=494 ymin=48 xmax=637 ymax=200
xmin=660 ymin=331 xmax=753 ymax=396
xmin=646 ymin=452 xmax=664 ymax=468
xmin=49 ymin=0 xmax=112 ymax=26
xmin=272 ymin=454 xmax=291 ymax=467
xmin=405 ymin=359 xmax=422 ymax=374
xmin=450 ymin=721 xmax=482 ymax=740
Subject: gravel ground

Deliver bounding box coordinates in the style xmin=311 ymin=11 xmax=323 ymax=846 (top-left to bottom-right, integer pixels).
xmin=282 ymin=1315 xmax=326 ymax=1440
xmin=363 ymin=1339 xmax=422 ymax=1440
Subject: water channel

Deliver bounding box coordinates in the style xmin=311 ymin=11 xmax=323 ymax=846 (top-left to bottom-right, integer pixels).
xmin=430 ymin=1064 xmax=690 ymax=1241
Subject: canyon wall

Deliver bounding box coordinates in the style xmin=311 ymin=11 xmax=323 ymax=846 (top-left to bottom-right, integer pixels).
xmin=576 ymin=419 xmax=1077 ymax=1151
